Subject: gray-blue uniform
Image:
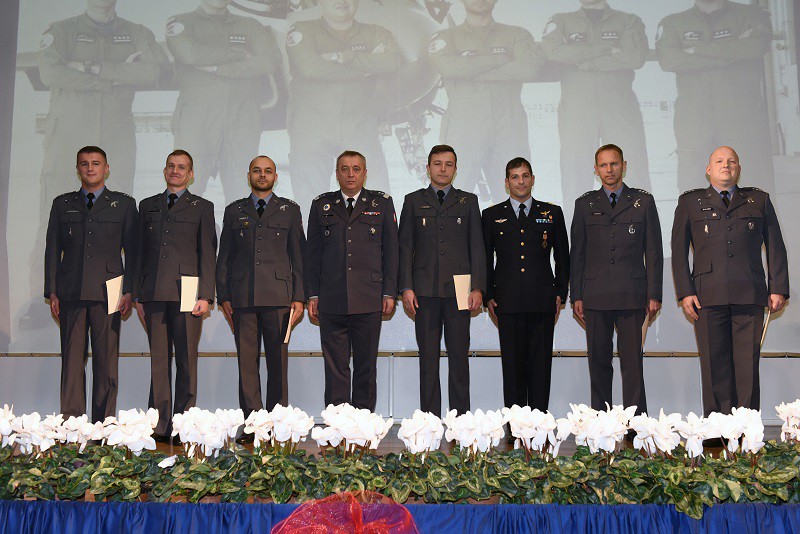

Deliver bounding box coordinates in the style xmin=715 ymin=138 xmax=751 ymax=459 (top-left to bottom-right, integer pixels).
xmin=398 ymin=185 xmax=486 ymax=416
xmin=672 ymin=185 xmax=789 ymax=415
xmin=570 ymin=184 xmax=663 ymax=414
xmin=44 ymin=187 xmax=138 ymax=422
xmin=217 ymin=193 xmax=305 ymax=414
xmin=304 ymin=189 xmax=399 ymax=411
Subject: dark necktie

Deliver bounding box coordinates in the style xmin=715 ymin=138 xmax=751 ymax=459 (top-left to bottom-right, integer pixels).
xmin=437 ymin=189 xmax=445 ymax=205
xmin=347 ymin=197 xmax=354 ymax=216
xmin=257 ymin=198 xmax=266 ymax=218
xmin=86 ymin=192 xmax=94 ymax=210
xmin=167 ymin=193 xmax=178 ymax=209
xmin=721 ymin=190 xmax=730 ymax=208
xmin=518 ymin=203 xmax=527 ymax=221
xmin=610 ymin=192 xmax=617 ymax=209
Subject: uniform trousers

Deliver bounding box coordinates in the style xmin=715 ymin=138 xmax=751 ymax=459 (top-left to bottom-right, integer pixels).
xmin=497 ymin=311 xmax=555 ymax=412
xmin=318 ymin=311 xmax=382 ymax=411
xmin=696 ymin=304 xmax=763 ymax=416
xmin=416 ymin=296 xmax=471 ymax=417
xmin=143 ymin=301 xmax=202 ymax=436
xmin=233 ymin=306 xmax=290 ymax=416
xmin=584 ymin=308 xmax=647 ymax=414
xmin=58 ymin=300 xmax=120 ymax=422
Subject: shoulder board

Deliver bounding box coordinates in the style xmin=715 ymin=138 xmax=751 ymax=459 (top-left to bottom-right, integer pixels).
xmin=313 ymin=191 xmax=338 ymax=202
xmin=680 ymin=188 xmax=705 ymax=196
xmin=228 ymin=198 xmax=247 ymax=209
xmin=112 ymin=191 xmax=133 ymax=199
xmin=631 ymin=188 xmax=651 ymax=195
xmin=282 ymin=198 xmax=298 ymax=206
xmin=368 ymin=189 xmax=389 ymax=199
xmin=56 ymin=192 xmax=73 ymax=199
xmin=578 ymin=191 xmax=594 ymax=199
xmin=739 ymin=187 xmax=764 ymax=193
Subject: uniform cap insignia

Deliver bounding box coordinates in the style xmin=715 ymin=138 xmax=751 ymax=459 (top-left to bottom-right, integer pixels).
xmin=111 ymin=201 xmax=118 ymax=207
xmin=748 ymin=197 xmax=755 ymax=203
xmin=280 ymin=205 xmax=287 ymax=211
xmin=459 ymin=197 xmax=466 ymax=204
xmin=371 ymin=199 xmax=378 ymax=208
xmin=192 ymin=200 xmax=199 ymax=206
xmin=634 ymin=199 xmax=641 ymax=208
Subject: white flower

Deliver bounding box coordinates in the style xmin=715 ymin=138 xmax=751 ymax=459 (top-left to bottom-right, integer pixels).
xmin=397 ymin=410 xmax=444 ymax=454
xmin=172 ymin=407 xmax=227 ymax=457
xmin=215 ymin=409 xmax=245 ymax=440
xmin=61 ymin=415 xmax=104 ymax=452
xmin=244 ymin=410 xmax=274 ymax=448
xmin=580 ymin=406 xmax=634 ymax=454
xmin=502 ymin=405 xmax=557 ymax=453
xmin=675 ymin=412 xmax=711 ymax=459
xmin=10 ymin=412 xmax=59 ymax=454
xmin=105 ymin=408 xmax=158 ymax=455
xmin=158 ymin=455 xmax=178 ymax=468
xmin=313 ymin=404 xmax=392 ymax=451
xmin=443 ymin=409 xmax=505 ymax=454
xmin=548 ymin=418 xmax=574 ymax=457
xmin=735 ymin=408 xmax=764 ymax=454
xmin=270 ymin=405 xmax=314 ymax=445
xmin=566 ymin=404 xmax=598 ymax=446
xmin=776 ymin=400 xmax=800 ymax=442
xmin=0 ymin=404 xmax=15 ymax=448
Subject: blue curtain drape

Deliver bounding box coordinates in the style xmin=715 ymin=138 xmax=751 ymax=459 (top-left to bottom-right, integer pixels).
xmin=2 ymin=502 xmax=800 ymax=533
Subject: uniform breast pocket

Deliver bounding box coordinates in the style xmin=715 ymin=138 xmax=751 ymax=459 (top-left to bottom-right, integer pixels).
xmin=691 ymin=213 xmax=717 ymax=238
xmin=623 ymin=216 xmax=644 ymax=240
xmin=60 ymin=214 xmax=83 ymax=240
xmin=144 ymin=212 xmax=161 ymax=233
xmin=585 ymin=218 xmax=606 ymax=240
xmin=233 ymin=221 xmax=250 ymax=239
xmin=267 ymin=220 xmax=287 ymax=242
xmin=360 ymin=219 xmax=382 ymax=242
xmin=739 ymin=212 xmax=763 ymax=236
xmin=99 ymin=215 xmax=122 ymax=238
xmin=321 ymin=217 xmax=338 ymax=242
xmin=416 ymin=213 xmax=432 ymax=231
xmin=174 ymin=214 xmax=198 ymax=237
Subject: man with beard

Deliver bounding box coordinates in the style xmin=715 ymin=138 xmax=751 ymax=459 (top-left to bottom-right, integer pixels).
xmin=167 ymin=0 xmax=282 ymax=202
xmin=541 ymin=0 xmax=651 ymax=214
xmin=656 ymin=0 xmax=775 ymax=196
xmin=428 ymin=0 xmax=544 ymax=202
xmin=134 ymin=150 xmax=217 ymax=442
xmin=216 ymin=156 xmax=305 ymax=440
xmin=285 ymin=0 xmax=402 ymax=212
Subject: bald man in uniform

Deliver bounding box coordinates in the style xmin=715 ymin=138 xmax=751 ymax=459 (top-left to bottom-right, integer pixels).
xmin=672 ymin=146 xmax=788 ymax=422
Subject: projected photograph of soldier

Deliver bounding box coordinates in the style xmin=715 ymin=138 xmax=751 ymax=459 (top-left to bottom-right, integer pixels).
xmin=167 ymin=0 xmax=282 ymax=204
xmin=541 ymin=0 xmax=651 ymax=215
xmin=285 ymin=0 xmax=402 ymax=212
xmin=427 ymin=0 xmax=544 ymax=204
xmin=22 ymin=0 xmax=165 ymax=330
xmin=656 ymin=0 xmax=776 ymax=196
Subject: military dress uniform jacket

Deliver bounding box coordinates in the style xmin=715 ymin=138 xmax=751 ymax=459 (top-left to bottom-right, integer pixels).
xmin=570 ymin=185 xmax=663 ymax=310
xmin=671 ymin=186 xmax=789 ymax=307
xmin=44 ymin=189 xmax=138 ymax=302
xmin=216 ymin=196 xmax=305 ymax=309
xmin=398 ymin=187 xmax=486 ymax=298
xmin=482 ymin=200 xmax=569 ymax=314
xmin=133 ymin=191 xmax=217 ymax=303
xmin=305 ymin=190 xmax=399 ymax=316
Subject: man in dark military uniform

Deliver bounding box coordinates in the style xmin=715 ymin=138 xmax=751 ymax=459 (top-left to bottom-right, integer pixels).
xmin=44 ymin=146 xmax=137 ymax=422
xmin=399 ymin=145 xmax=486 ymax=417
xmin=25 ymin=0 xmax=165 ymax=330
xmin=656 ymin=0 xmax=775 ymax=196
xmin=285 ymin=0 xmax=402 ymax=212
xmin=570 ymin=144 xmax=663 ymax=416
xmin=133 ymin=150 xmax=217 ymax=441
xmin=305 ymin=151 xmax=399 ymax=411
xmin=482 ymin=157 xmax=569 ymax=413
xmin=217 ymin=155 xmax=305 ymax=429
xmin=541 ymin=0 xmax=651 ymax=213
xmin=428 ymin=0 xmax=544 ymax=202
xmin=672 ymin=146 xmax=788 ymax=420
xmin=167 ymin=0 xmax=282 ymax=203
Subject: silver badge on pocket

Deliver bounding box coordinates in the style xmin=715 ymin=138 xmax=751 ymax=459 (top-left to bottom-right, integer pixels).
xmin=628 ymin=225 xmax=636 ymax=235
xmin=748 ymin=221 xmax=755 ymax=230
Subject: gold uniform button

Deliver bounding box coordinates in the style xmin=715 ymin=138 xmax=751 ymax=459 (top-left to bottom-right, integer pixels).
xmin=521 ymin=242 xmax=525 ymax=247
xmin=521 ymin=255 xmax=525 ymax=260
xmin=521 ymin=268 xmax=525 ymax=273
xmin=520 ymin=229 xmax=525 ymax=234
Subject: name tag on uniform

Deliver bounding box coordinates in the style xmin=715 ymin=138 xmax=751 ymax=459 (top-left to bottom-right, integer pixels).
xmin=713 ymin=29 xmax=732 ymax=40
xmin=701 ymin=207 xmax=712 ymax=211
xmin=76 ymin=34 xmax=95 ymax=43
xmin=351 ymin=44 xmax=368 ymax=52
xmin=601 ymin=32 xmax=620 ymax=40
xmin=490 ymin=47 xmax=507 ymax=54
xmin=113 ymin=35 xmax=132 ymax=44
xmin=683 ymin=31 xmax=702 ymax=41
xmin=230 ymin=35 xmax=247 ymax=45
xmin=592 ymin=212 xmax=604 ymax=216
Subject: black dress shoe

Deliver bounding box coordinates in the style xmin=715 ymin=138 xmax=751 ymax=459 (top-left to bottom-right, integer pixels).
xmin=154 ymin=433 xmax=180 ymax=445
xmin=624 ymin=430 xmax=636 ymax=443
xmin=702 ymin=438 xmax=725 ymax=448
xmin=236 ymin=434 xmax=255 ymax=445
